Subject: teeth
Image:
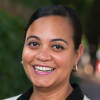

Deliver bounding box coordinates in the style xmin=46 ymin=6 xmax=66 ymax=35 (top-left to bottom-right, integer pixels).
xmin=43 ymin=67 xmax=45 ymax=70
xmin=34 ymin=66 xmax=54 ymax=72
xmin=40 ymin=67 xmax=42 ymax=70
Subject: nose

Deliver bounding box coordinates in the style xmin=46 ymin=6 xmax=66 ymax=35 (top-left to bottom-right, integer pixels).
xmin=36 ymin=48 xmax=52 ymax=62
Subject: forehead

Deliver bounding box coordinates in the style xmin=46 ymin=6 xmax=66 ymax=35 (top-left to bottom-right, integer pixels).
xmin=26 ymin=15 xmax=73 ymax=39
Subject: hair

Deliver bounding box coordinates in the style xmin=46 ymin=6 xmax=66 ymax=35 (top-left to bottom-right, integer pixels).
xmin=25 ymin=5 xmax=82 ymax=50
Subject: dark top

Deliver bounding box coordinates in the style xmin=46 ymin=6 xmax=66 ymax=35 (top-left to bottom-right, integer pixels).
xmin=17 ymin=83 xmax=84 ymax=100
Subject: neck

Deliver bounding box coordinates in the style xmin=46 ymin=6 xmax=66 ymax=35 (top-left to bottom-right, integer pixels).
xmin=30 ymin=82 xmax=73 ymax=100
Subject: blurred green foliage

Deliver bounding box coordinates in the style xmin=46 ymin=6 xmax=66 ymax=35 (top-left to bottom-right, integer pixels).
xmin=15 ymin=0 xmax=52 ymax=9
xmin=0 ymin=10 xmax=32 ymax=99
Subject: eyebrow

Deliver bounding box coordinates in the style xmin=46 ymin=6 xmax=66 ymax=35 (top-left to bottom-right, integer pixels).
xmin=51 ymin=39 xmax=68 ymax=45
xmin=27 ymin=35 xmax=68 ymax=45
xmin=27 ymin=35 xmax=40 ymax=41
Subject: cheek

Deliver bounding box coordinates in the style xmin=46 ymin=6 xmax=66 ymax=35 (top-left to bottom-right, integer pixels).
xmin=52 ymin=51 xmax=75 ymax=69
xmin=22 ymin=47 xmax=36 ymax=63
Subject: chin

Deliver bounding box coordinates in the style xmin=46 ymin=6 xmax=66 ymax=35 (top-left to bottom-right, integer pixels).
xmin=32 ymin=78 xmax=54 ymax=88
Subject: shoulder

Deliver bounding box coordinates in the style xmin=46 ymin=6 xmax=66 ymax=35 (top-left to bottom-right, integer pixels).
xmin=83 ymin=95 xmax=90 ymax=100
xmin=70 ymin=83 xmax=90 ymax=100
xmin=3 ymin=94 xmax=21 ymax=100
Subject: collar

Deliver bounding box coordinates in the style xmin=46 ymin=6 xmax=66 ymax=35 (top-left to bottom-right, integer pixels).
xmin=17 ymin=83 xmax=84 ymax=100
xmin=66 ymin=83 xmax=84 ymax=100
xmin=17 ymin=87 xmax=33 ymax=100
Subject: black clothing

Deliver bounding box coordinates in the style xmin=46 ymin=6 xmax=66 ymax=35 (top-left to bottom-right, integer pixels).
xmin=17 ymin=83 xmax=84 ymax=100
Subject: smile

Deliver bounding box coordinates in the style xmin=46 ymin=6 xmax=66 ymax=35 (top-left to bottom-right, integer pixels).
xmin=35 ymin=66 xmax=54 ymax=72
xmin=33 ymin=65 xmax=55 ymax=75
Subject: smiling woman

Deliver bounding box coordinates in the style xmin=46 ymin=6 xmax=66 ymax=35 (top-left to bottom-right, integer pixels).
xmin=4 ymin=5 xmax=90 ymax=100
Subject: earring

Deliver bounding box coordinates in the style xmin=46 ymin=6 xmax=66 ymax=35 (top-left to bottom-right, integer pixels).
xmin=72 ymin=64 xmax=78 ymax=72
xmin=21 ymin=61 xmax=23 ymax=64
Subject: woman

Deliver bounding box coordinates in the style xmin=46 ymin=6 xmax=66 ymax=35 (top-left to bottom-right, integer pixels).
xmin=4 ymin=5 xmax=90 ymax=100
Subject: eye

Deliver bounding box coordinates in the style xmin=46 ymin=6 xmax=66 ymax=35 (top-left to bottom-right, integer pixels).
xmin=52 ymin=45 xmax=64 ymax=51
xmin=28 ymin=42 xmax=39 ymax=48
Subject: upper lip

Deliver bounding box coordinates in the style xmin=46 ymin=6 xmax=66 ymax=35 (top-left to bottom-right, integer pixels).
xmin=32 ymin=64 xmax=55 ymax=68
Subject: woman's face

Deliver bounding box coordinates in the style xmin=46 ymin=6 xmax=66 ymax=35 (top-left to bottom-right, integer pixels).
xmin=22 ymin=16 xmax=82 ymax=88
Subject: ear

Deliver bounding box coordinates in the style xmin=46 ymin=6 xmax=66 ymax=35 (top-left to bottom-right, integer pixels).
xmin=74 ymin=44 xmax=83 ymax=66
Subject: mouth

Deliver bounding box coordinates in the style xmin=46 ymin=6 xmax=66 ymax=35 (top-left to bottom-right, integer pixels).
xmin=33 ymin=65 xmax=55 ymax=75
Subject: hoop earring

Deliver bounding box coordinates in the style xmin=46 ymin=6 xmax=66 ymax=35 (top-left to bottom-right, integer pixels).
xmin=21 ymin=61 xmax=23 ymax=64
xmin=72 ymin=64 xmax=78 ymax=72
